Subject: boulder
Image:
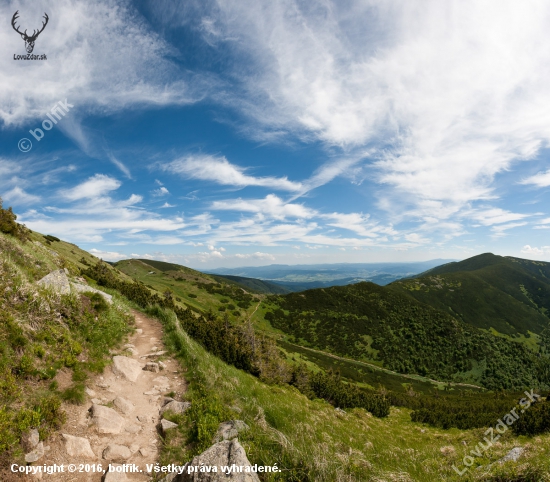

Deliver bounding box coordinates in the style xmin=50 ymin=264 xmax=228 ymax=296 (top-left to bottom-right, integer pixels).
xmin=113 ymin=396 xmax=134 ymax=415
xmin=213 ymin=420 xmax=249 ymax=443
xmin=160 ymin=400 xmax=191 ymax=416
xmin=91 ymin=404 xmax=125 ymax=434
xmin=112 ymin=356 xmax=143 ymax=382
xmin=173 ymin=439 xmax=260 ymax=481
xmin=102 ymin=444 xmax=132 ymax=462
xmin=61 ymin=434 xmax=95 ymax=458
xmin=37 ymin=270 xmax=70 ymax=294
xmin=25 ymin=442 xmax=45 ymax=463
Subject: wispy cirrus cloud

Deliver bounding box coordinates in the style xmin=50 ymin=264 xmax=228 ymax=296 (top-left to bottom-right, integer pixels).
xmin=520 ymin=170 xmax=550 ymax=188
xmin=160 ymin=154 xmax=302 ymax=191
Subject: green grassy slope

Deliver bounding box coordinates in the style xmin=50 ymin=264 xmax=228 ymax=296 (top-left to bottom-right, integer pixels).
xmin=389 ymin=253 xmax=550 ymax=336
xmin=0 ymin=229 xmax=134 ymax=469
xmin=211 ymin=274 xmax=291 ymax=294
xmin=156 ymin=307 xmax=550 ymax=481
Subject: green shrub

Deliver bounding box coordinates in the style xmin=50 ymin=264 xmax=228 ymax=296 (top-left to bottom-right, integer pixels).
xmin=61 ymin=384 xmax=86 ymax=405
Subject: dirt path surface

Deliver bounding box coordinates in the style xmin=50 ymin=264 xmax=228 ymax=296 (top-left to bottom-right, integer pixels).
xmin=29 ymin=309 xmax=185 ymax=481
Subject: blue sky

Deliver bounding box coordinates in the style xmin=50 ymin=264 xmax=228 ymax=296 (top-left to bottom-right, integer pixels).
xmin=1 ymin=0 xmax=550 ymax=269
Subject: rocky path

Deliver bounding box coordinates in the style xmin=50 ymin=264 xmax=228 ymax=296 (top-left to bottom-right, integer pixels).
xmin=28 ymin=309 xmax=186 ymax=481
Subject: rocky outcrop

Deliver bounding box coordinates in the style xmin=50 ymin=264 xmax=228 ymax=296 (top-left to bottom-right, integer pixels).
xmin=36 ymin=269 xmax=112 ymax=303
xmin=160 ymin=400 xmax=191 ymax=416
xmin=24 ymin=442 xmax=45 ymax=463
xmin=112 ymin=356 xmax=143 ymax=382
xmin=37 ymin=269 xmax=71 ymax=294
xmin=213 ymin=420 xmax=249 ymax=443
xmin=499 ymin=447 xmax=524 ymax=464
xmin=160 ymin=418 xmax=178 ymax=434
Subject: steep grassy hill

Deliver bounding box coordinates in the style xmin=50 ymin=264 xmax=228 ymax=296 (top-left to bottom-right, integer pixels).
xmin=389 ymin=253 xmax=550 ymax=338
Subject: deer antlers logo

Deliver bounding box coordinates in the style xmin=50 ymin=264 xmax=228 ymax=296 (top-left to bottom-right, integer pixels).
xmin=11 ymin=11 xmax=49 ymax=54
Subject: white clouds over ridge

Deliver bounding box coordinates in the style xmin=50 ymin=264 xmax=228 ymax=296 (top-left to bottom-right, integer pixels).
xmin=198 ymin=0 xmax=550 ymax=219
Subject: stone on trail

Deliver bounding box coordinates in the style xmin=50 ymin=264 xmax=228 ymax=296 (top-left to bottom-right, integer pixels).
xmin=172 ymin=439 xmax=260 ymax=482
xmin=85 ymin=387 xmax=97 ymax=397
xmin=102 ymin=443 xmax=132 ymax=462
xmin=25 ymin=442 xmax=45 ymax=463
xmin=103 ymin=464 xmax=129 ymax=482
xmin=91 ymin=404 xmax=125 ymax=434
xmin=112 ymin=355 xmax=143 ymax=382
xmin=213 ymin=420 xmax=249 ymax=443
xmin=136 ymin=329 xmax=143 ymax=334
xmin=61 ymin=434 xmax=96 ymax=458
xmin=143 ymin=362 xmax=160 ymax=372
xmin=114 ymin=396 xmax=134 ymax=415
xmin=153 ymin=376 xmax=170 ymax=386
xmin=124 ymin=423 xmax=141 ymax=434
xmin=160 ymin=418 xmax=178 ymax=434
xmin=160 ymin=400 xmax=191 ymax=416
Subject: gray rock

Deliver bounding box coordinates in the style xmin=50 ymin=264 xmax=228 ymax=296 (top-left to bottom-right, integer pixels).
xmin=25 ymin=442 xmax=44 ymax=463
xmin=102 ymin=444 xmax=132 ymax=462
xmin=62 ymin=434 xmax=95 ymax=458
xmin=143 ymin=362 xmax=160 ymax=372
xmin=37 ymin=270 xmax=70 ymax=294
xmin=103 ymin=464 xmax=128 ymax=481
xmin=22 ymin=428 xmax=40 ymax=451
xmin=112 ymin=356 xmax=143 ymax=382
xmin=114 ymin=396 xmax=134 ymax=415
xmin=160 ymin=418 xmax=178 ymax=434
xmin=124 ymin=423 xmax=141 ymax=434
xmin=71 ymin=282 xmax=113 ymax=304
xmin=141 ymin=351 xmax=167 ymax=358
xmin=499 ymin=447 xmax=524 ymax=464
xmin=163 ymin=396 xmax=175 ymax=406
xmin=91 ymin=404 xmax=125 ymax=434
xmin=213 ymin=420 xmax=249 ymax=443
xmin=160 ymin=400 xmax=191 ymax=416
xmin=173 ymin=439 xmax=260 ymax=481
xmin=85 ymin=387 xmax=97 ymax=397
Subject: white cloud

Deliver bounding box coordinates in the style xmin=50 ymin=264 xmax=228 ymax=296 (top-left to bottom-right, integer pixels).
xmin=467 ymin=208 xmax=532 ymax=227
xmin=211 ymin=194 xmax=315 ymax=220
xmin=161 ymin=155 xmax=302 ymax=191
xmin=160 ymin=202 xmax=175 ymax=208
xmin=89 ymin=248 xmax=128 ymax=261
xmin=520 ymin=170 xmax=550 ymax=188
xmin=521 ymin=245 xmax=550 ymax=256
xmin=235 ymin=252 xmax=275 ymax=261
xmin=152 ymin=187 xmax=170 ymax=197
xmin=192 ymin=0 xmax=550 ymax=220
xmin=60 ymin=174 xmax=121 ymax=201
xmin=0 ymin=0 xmax=202 ymax=129
xmin=2 ymin=186 xmax=40 ymax=204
